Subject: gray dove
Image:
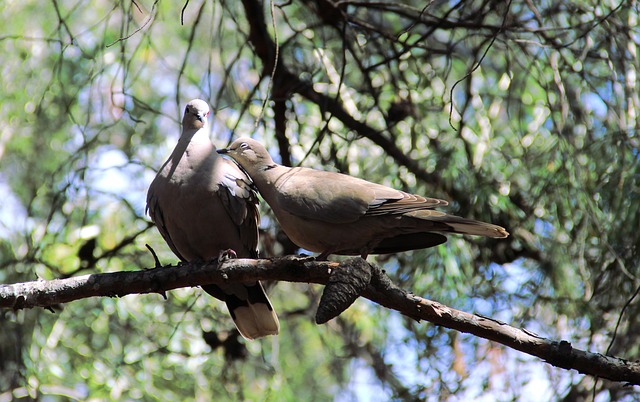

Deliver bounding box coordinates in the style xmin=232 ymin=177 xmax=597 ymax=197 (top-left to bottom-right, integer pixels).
xmin=146 ymin=101 xmax=279 ymax=340
xmin=218 ymin=137 xmax=508 ymax=259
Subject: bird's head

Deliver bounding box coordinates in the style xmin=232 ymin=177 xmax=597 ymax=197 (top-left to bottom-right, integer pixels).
xmin=217 ymin=137 xmax=276 ymax=174
xmin=183 ymin=99 xmax=210 ymax=130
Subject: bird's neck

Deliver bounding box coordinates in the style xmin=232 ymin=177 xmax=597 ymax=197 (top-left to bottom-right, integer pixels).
xmin=251 ymin=164 xmax=296 ymax=202
xmin=179 ymin=127 xmax=209 ymax=145
xmin=169 ymin=128 xmax=213 ymax=163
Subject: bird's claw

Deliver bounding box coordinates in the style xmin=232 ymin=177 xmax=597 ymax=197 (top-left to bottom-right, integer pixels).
xmin=218 ymin=249 xmax=238 ymax=264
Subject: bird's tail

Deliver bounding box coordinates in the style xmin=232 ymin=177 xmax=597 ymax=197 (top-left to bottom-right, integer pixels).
xmin=203 ymin=283 xmax=280 ymax=340
xmin=432 ymin=214 xmax=509 ymax=238
xmin=407 ymin=210 xmax=509 ymax=238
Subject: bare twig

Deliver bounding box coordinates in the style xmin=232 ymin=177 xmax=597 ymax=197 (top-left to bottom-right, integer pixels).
xmin=106 ymin=0 xmax=159 ymax=47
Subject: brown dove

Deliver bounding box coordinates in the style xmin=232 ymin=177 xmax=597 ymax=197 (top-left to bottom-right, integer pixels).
xmin=218 ymin=137 xmax=508 ymax=259
xmin=146 ymin=101 xmax=279 ymax=340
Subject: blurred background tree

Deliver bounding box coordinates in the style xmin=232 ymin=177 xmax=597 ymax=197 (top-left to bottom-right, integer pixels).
xmin=1 ymin=0 xmax=638 ymax=400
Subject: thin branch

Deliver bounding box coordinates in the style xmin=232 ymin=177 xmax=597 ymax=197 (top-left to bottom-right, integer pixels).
xmin=180 ymin=0 xmax=191 ymax=25
xmin=448 ymin=0 xmax=512 ymax=130
xmin=106 ymin=0 xmax=159 ymax=47
xmin=1 ymin=256 xmax=639 ymax=386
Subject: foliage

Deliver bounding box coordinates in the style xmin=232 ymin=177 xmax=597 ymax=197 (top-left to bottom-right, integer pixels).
xmin=0 ymin=0 xmax=639 ymax=400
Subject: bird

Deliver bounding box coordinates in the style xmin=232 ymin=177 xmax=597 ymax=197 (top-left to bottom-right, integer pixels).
xmin=218 ymin=137 xmax=508 ymax=259
xmin=146 ymin=100 xmax=279 ymax=340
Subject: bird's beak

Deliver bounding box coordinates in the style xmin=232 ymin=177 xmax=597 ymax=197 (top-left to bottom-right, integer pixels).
xmin=217 ymin=148 xmax=229 ymax=154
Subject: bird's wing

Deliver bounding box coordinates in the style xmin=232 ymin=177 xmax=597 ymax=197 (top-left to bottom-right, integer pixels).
xmin=274 ymin=167 xmax=417 ymax=224
xmin=146 ymin=171 xmax=187 ymax=261
xmin=214 ymin=157 xmax=261 ymax=257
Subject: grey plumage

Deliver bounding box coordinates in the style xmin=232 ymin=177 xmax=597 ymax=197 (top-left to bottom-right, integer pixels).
xmin=146 ymin=101 xmax=279 ymax=340
xmin=218 ymin=137 xmax=508 ymax=259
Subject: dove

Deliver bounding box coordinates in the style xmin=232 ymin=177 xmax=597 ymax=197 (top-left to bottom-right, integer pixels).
xmin=146 ymin=101 xmax=279 ymax=340
xmin=218 ymin=137 xmax=508 ymax=259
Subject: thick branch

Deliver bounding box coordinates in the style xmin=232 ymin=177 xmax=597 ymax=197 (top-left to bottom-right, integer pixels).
xmin=1 ymin=256 xmax=639 ymax=385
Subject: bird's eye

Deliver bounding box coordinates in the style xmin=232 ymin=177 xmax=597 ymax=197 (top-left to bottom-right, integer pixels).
xmin=240 ymin=142 xmax=249 ymax=150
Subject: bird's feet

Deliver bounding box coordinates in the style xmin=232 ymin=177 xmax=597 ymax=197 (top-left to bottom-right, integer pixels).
xmin=217 ymin=249 xmax=238 ymax=264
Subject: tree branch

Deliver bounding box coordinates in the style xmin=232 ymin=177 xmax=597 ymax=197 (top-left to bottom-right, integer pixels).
xmin=1 ymin=256 xmax=639 ymax=385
